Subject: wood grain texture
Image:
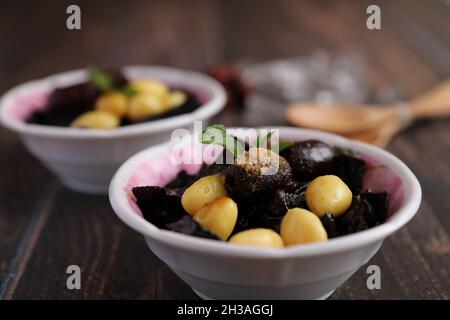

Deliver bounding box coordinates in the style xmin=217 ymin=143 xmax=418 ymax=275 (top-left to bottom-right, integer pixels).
xmin=0 ymin=0 xmax=449 ymax=300
xmin=0 ymin=131 xmax=50 ymax=292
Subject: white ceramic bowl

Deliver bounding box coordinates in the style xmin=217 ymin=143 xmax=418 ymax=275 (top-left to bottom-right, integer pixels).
xmin=109 ymin=127 xmax=421 ymax=300
xmin=0 ymin=66 xmax=226 ymax=194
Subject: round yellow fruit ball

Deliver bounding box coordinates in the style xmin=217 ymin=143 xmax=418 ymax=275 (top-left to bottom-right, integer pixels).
xmin=95 ymin=92 xmax=129 ymax=117
xmin=280 ymin=208 xmax=328 ymax=246
xmin=167 ymin=90 xmax=187 ymax=109
xmin=306 ymin=175 xmax=353 ymax=217
xmin=181 ymin=174 xmax=227 ymax=216
xmin=127 ymin=93 xmax=167 ymax=121
xmin=70 ymin=110 xmax=120 ymax=129
xmin=229 ymin=228 xmax=284 ymax=248
xmin=129 ymin=80 xmax=169 ymax=99
xmin=193 ymin=196 xmax=238 ymax=241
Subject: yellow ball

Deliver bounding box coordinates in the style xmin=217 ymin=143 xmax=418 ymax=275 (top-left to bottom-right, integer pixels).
xmin=306 ymin=175 xmax=353 ymax=217
xmin=127 ymin=93 xmax=166 ymax=121
xmin=194 ymin=196 xmax=238 ymax=240
xmin=95 ymin=92 xmax=129 ymax=117
xmin=181 ymin=174 xmax=228 ymax=216
xmin=129 ymin=80 xmax=169 ymax=99
xmin=70 ymin=110 xmax=120 ymax=129
xmin=280 ymin=208 xmax=328 ymax=246
xmin=229 ymin=228 xmax=284 ymax=248
xmin=167 ymin=90 xmax=187 ymax=109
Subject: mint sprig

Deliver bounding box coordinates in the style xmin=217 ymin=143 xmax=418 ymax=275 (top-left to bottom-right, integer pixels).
xmin=256 ymin=130 xmax=274 ymax=148
xmin=117 ymin=85 xmax=138 ymax=97
xmin=199 ymin=124 xmax=245 ymax=157
xmin=272 ymin=140 xmax=294 ymax=153
xmin=89 ymin=67 xmax=137 ymax=97
xmin=199 ymin=125 xmax=295 ymax=156
xmin=333 ymin=146 xmax=356 ymax=156
xmin=89 ymin=67 xmax=114 ymax=92
xmin=257 ymin=129 xmax=293 ymax=153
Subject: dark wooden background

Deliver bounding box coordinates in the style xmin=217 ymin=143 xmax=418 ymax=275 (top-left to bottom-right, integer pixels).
xmin=0 ymin=0 xmax=449 ymax=300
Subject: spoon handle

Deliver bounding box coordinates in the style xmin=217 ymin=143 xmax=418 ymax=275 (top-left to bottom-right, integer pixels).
xmin=410 ymin=79 xmax=450 ymax=119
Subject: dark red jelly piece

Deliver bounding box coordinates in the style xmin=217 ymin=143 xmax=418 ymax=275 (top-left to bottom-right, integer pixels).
xmin=132 ymin=186 xmax=185 ymax=228
xmin=280 ymin=140 xmax=334 ymax=181
xmin=132 ymin=186 xmax=218 ymax=240
xmin=332 ymin=154 xmax=366 ymax=194
xmin=166 ymin=216 xmax=218 ymax=240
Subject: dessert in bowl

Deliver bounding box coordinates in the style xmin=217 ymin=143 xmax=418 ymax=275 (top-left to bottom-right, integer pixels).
xmin=0 ymin=66 xmax=226 ymax=193
xmin=109 ymin=126 xmax=421 ymax=300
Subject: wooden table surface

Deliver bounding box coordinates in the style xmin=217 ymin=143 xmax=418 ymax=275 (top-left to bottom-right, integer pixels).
xmin=1 ymin=0 xmax=449 ymax=300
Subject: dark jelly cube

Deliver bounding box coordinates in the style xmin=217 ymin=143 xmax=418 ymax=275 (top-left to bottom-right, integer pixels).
xmin=165 ymin=171 xmax=200 ymax=194
xmin=280 ymin=140 xmax=334 ymax=181
xmin=198 ymin=162 xmax=229 ymax=177
xmin=333 ymin=191 xmax=389 ymax=236
xmin=320 ymin=213 xmax=341 ymax=238
xmin=46 ymin=82 xmax=98 ymax=114
xmin=359 ymin=190 xmax=389 ymax=227
xmin=268 ymin=183 xmax=307 ymax=217
xmin=132 ymin=186 xmax=185 ymax=228
xmin=331 ymin=154 xmax=366 ymax=194
xmin=165 ymin=216 xmax=218 ymax=240
xmin=132 ymin=186 xmax=218 ymax=240
xmin=337 ymin=197 xmax=370 ymax=234
xmin=27 ymin=82 xmax=99 ymax=126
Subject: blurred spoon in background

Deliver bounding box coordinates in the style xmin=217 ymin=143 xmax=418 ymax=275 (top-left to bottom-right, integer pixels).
xmin=285 ymin=79 xmax=450 ymax=147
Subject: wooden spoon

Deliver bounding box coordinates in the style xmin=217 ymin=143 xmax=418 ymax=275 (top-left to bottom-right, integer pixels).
xmin=344 ymin=117 xmax=401 ymax=147
xmin=285 ymin=79 xmax=450 ymax=136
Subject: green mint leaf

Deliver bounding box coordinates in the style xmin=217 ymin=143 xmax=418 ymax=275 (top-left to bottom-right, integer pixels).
xmin=332 ymin=146 xmax=355 ymax=156
xmin=200 ymin=124 xmax=226 ymax=144
xmin=199 ymin=124 xmax=244 ymax=157
xmin=89 ymin=67 xmax=114 ymax=92
xmin=117 ymin=85 xmax=138 ymax=97
xmin=271 ymin=140 xmax=294 ymax=153
xmin=257 ymin=130 xmax=274 ymax=148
